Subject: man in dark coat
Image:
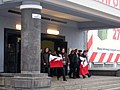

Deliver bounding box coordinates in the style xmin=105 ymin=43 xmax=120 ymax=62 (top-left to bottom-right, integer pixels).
xmin=68 ymin=50 xmax=74 ymax=78
xmin=76 ymin=50 xmax=82 ymax=78
xmin=72 ymin=49 xmax=79 ymax=79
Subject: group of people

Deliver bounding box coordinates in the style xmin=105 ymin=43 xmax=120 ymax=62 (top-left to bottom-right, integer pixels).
xmin=41 ymin=48 xmax=91 ymax=81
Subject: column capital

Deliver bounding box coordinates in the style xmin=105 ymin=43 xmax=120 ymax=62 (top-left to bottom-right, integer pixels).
xmin=20 ymin=0 xmax=42 ymax=10
xmin=20 ymin=4 xmax=42 ymax=10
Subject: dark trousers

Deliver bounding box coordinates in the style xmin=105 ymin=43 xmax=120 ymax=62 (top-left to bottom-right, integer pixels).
xmin=69 ymin=64 xmax=73 ymax=78
xmin=64 ymin=65 xmax=68 ymax=75
xmin=41 ymin=65 xmax=51 ymax=77
xmin=76 ymin=63 xmax=80 ymax=78
xmin=73 ymin=64 xmax=78 ymax=78
xmin=57 ymin=67 xmax=66 ymax=81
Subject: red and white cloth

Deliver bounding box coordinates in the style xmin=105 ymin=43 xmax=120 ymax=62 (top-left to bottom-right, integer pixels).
xmin=79 ymin=57 xmax=89 ymax=75
xmin=49 ymin=54 xmax=63 ymax=68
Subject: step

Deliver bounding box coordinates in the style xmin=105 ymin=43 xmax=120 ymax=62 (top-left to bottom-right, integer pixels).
xmin=83 ymin=83 xmax=120 ymax=90
xmin=52 ymin=76 xmax=120 ymax=87
xmin=0 ymin=87 xmax=6 ymax=90
xmin=102 ymin=83 xmax=120 ymax=90
xmin=105 ymin=86 xmax=120 ymax=90
xmin=51 ymin=76 xmax=120 ymax=90
xmin=82 ymin=79 xmax=120 ymax=88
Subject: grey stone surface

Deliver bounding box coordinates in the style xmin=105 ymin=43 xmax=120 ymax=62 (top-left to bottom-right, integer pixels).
xmin=50 ymin=76 xmax=120 ymax=90
xmin=21 ymin=7 xmax=41 ymax=73
xmin=12 ymin=74 xmax=51 ymax=90
xmin=0 ymin=76 xmax=120 ymax=90
xmin=0 ymin=77 xmax=5 ymax=86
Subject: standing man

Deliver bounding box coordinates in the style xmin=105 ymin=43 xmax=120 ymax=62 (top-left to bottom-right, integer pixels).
xmin=61 ymin=48 xmax=69 ymax=75
xmin=76 ymin=50 xmax=82 ymax=78
xmin=68 ymin=50 xmax=74 ymax=78
xmin=72 ymin=49 xmax=79 ymax=79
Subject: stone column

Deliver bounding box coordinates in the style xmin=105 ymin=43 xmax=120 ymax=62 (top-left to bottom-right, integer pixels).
xmin=12 ymin=1 xmax=51 ymax=90
xmin=20 ymin=0 xmax=42 ymax=74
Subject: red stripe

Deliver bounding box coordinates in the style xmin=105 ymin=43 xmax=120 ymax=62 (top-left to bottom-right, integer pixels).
xmin=114 ymin=54 xmax=120 ymax=62
xmin=51 ymin=58 xmax=57 ymax=62
xmin=98 ymin=53 xmax=106 ymax=62
xmin=89 ymin=52 xmax=97 ymax=62
xmin=107 ymin=53 xmax=113 ymax=62
xmin=87 ymin=35 xmax=93 ymax=51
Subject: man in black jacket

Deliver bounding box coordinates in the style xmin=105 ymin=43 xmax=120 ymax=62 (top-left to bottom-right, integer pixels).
xmin=76 ymin=50 xmax=82 ymax=78
xmin=72 ymin=49 xmax=79 ymax=79
xmin=68 ymin=50 xmax=74 ymax=78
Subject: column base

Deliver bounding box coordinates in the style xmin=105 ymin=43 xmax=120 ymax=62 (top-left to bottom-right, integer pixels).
xmin=12 ymin=73 xmax=51 ymax=90
xmin=0 ymin=73 xmax=51 ymax=90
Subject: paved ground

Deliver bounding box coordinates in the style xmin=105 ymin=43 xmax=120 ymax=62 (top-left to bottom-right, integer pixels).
xmin=50 ymin=75 xmax=120 ymax=90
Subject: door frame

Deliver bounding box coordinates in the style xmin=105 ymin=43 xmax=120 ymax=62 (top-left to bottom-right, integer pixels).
xmin=4 ymin=28 xmax=21 ymax=72
xmin=41 ymin=33 xmax=65 ymax=42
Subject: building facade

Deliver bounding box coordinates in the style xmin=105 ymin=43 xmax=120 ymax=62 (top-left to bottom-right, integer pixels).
xmin=0 ymin=0 xmax=120 ymax=89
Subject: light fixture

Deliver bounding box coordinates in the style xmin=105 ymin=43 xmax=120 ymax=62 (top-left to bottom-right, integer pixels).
xmin=47 ymin=29 xmax=59 ymax=35
xmin=16 ymin=24 xmax=21 ymax=30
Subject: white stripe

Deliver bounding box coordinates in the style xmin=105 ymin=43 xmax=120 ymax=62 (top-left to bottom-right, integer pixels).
xmin=102 ymin=53 xmax=110 ymax=62
xmin=20 ymin=4 xmax=42 ymax=10
xmin=81 ymin=58 xmax=88 ymax=67
xmin=93 ymin=52 xmax=101 ymax=62
xmin=88 ymin=50 xmax=93 ymax=62
xmin=111 ymin=54 xmax=117 ymax=62
xmin=49 ymin=55 xmax=62 ymax=62
xmin=88 ymin=31 xmax=94 ymax=62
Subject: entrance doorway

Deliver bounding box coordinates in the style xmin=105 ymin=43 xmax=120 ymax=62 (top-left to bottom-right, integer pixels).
xmin=41 ymin=33 xmax=67 ymax=53
xmin=4 ymin=29 xmax=67 ymax=73
xmin=4 ymin=28 xmax=21 ymax=73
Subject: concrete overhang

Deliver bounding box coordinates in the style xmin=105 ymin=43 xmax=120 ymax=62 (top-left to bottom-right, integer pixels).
xmin=0 ymin=0 xmax=120 ymax=30
xmin=43 ymin=0 xmax=120 ymax=29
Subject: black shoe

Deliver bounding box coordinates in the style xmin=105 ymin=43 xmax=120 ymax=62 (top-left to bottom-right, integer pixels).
xmin=69 ymin=75 xmax=72 ymax=78
xmin=48 ymin=75 xmax=53 ymax=77
xmin=83 ymin=76 xmax=86 ymax=79
xmin=88 ymin=74 xmax=91 ymax=78
xmin=63 ymin=79 xmax=67 ymax=81
xmin=57 ymin=77 xmax=59 ymax=80
xmin=73 ymin=77 xmax=76 ymax=79
xmin=76 ymin=76 xmax=80 ymax=78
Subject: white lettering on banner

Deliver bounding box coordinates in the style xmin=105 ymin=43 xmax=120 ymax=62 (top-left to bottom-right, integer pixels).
xmin=96 ymin=0 xmax=120 ymax=9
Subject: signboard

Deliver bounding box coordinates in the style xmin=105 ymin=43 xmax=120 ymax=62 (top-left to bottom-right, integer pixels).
xmin=96 ymin=0 xmax=120 ymax=9
xmin=88 ymin=28 xmax=120 ymax=62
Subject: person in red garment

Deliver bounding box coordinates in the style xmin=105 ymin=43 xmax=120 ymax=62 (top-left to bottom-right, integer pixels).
xmin=80 ymin=50 xmax=91 ymax=79
xmin=49 ymin=51 xmax=67 ymax=81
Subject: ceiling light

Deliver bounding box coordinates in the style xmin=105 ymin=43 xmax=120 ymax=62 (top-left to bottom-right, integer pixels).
xmin=16 ymin=24 xmax=21 ymax=30
xmin=47 ymin=29 xmax=59 ymax=35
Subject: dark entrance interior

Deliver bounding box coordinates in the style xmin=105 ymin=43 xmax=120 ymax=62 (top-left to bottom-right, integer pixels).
xmin=4 ymin=29 xmax=21 ymax=73
xmin=4 ymin=28 xmax=67 ymax=73
xmin=41 ymin=33 xmax=67 ymax=52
